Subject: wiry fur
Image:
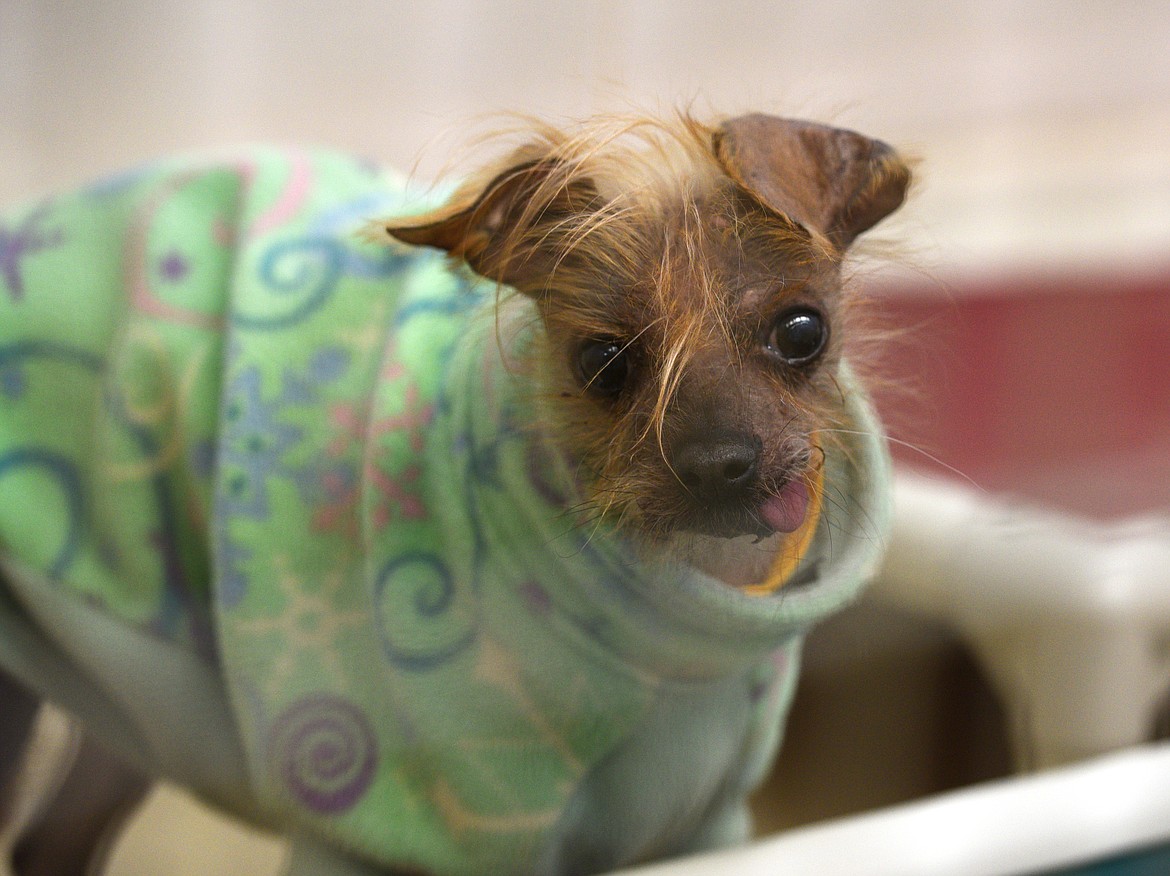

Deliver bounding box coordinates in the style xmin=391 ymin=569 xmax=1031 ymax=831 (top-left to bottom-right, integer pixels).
xmin=386 ymin=111 xmax=911 ymax=585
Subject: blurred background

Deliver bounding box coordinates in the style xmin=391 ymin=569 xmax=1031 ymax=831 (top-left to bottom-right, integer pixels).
xmin=3 ymin=1 xmax=1168 ymax=276
xmin=2 ymin=2 xmax=1169 ymax=874
xmin=3 ymin=0 xmax=1169 ymax=511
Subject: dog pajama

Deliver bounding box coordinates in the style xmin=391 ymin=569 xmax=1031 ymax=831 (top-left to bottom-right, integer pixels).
xmin=0 ymin=149 xmax=890 ymax=875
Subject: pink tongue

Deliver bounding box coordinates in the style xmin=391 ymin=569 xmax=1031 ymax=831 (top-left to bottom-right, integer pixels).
xmin=759 ymin=481 xmax=809 ymax=533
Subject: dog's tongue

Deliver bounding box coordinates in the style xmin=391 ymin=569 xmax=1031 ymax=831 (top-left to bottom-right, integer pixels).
xmin=759 ymin=480 xmax=809 ymax=534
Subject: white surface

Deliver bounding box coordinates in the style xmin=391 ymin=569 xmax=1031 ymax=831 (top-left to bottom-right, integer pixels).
xmin=876 ymin=474 xmax=1170 ymax=626
xmin=615 ymin=742 xmax=1170 ymax=876
xmin=873 ymin=474 xmax=1170 ymax=768
xmin=106 ymin=785 xmax=286 ymax=876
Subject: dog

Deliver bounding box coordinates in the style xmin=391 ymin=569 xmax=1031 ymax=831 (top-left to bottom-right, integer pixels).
xmin=0 ymin=111 xmax=910 ymax=875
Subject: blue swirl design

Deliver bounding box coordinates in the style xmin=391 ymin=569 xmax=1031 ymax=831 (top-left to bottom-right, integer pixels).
xmin=0 ymin=342 xmax=101 ymax=579
xmin=0 ymin=340 xmax=102 ymax=376
xmin=103 ymin=387 xmax=216 ymax=660
xmin=374 ymin=553 xmax=477 ymax=672
xmin=232 ymin=236 xmax=343 ymax=330
xmin=0 ymin=449 xmax=84 ymax=579
xmin=0 ymin=340 xmax=215 ymax=657
xmin=392 ymin=288 xmax=482 ymax=328
xmin=309 ymin=193 xmax=414 ymax=281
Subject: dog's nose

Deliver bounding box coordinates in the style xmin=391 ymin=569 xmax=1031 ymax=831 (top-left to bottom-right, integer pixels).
xmin=674 ymin=432 xmax=762 ymax=499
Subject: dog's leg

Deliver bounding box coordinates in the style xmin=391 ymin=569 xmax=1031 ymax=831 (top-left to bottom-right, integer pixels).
xmin=542 ymin=673 xmax=757 ymax=875
xmin=9 ymin=726 xmax=150 ymax=876
xmin=0 ymin=673 xmax=40 ymax=804
xmin=0 ymin=672 xmax=44 ymax=873
xmin=0 ymin=682 xmax=150 ymax=876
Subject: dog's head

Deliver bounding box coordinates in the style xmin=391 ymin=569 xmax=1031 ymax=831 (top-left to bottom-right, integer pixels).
xmin=386 ymin=113 xmax=910 ymax=556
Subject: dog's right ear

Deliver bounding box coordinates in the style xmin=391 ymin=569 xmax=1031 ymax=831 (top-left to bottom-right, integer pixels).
xmin=713 ymin=114 xmax=912 ymax=250
xmin=384 ymin=158 xmax=597 ymax=290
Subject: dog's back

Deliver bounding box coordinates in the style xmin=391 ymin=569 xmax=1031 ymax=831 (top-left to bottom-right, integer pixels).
xmin=0 ymin=149 xmax=423 ymax=654
xmin=0 ymin=149 xmax=438 ymax=819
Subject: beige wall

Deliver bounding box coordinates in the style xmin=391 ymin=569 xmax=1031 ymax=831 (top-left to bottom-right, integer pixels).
xmin=2 ymin=1 xmax=1168 ymax=272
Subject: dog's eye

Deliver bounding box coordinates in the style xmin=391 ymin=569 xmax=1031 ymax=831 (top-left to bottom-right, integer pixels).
xmin=577 ymin=339 xmax=629 ymax=398
xmin=765 ymin=308 xmax=828 ymax=365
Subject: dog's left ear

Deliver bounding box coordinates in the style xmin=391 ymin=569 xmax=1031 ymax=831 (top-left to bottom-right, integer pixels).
xmin=713 ymin=114 xmax=911 ymax=249
xmin=383 ymin=156 xmax=597 ymax=290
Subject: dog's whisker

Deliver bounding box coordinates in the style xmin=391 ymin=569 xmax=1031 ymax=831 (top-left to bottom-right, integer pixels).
xmin=813 ymin=427 xmax=983 ymax=491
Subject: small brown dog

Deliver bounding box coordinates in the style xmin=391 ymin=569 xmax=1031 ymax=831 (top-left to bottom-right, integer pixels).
xmin=0 ymin=111 xmax=909 ymax=875
xmin=388 ymin=113 xmax=909 ymax=584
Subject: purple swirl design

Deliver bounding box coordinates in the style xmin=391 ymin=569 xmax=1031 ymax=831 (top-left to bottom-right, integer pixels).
xmin=268 ymin=694 xmax=377 ymax=814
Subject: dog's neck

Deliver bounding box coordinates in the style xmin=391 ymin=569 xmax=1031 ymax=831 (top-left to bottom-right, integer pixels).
xmin=413 ymin=286 xmax=889 ymax=678
xmin=666 ymin=532 xmax=786 ymax=589
xmin=448 ymin=293 xmax=821 ymax=593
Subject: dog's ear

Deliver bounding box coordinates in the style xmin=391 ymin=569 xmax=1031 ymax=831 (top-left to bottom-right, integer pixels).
xmin=384 ymin=158 xmax=597 ymax=290
xmin=713 ymin=114 xmax=911 ymax=249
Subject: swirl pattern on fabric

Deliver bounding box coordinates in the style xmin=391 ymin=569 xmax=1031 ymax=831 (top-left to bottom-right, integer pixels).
xmin=268 ymin=693 xmax=378 ymax=814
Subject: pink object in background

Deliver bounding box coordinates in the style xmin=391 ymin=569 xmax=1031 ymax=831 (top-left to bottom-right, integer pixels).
xmin=872 ymin=266 xmax=1170 ymax=519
